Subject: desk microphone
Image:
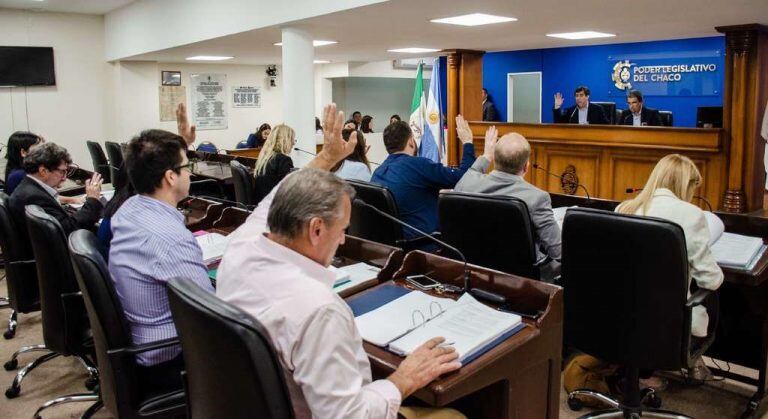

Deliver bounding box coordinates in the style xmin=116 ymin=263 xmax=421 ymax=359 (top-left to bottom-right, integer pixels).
xmin=625 ymin=187 xmax=712 ymax=211
xmin=532 ymin=163 xmax=591 ymax=202
xmin=569 ymin=106 xmax=578 ymax=123
xmin=294 ymin=147 xmax=382 ymax=166
xmin=354 ymin=198 xmax=506 ymax=304
xmin=192 ymin=195 xmax=251 ymax=211
xmin=622 ymin=113 xmax=632 ymax=125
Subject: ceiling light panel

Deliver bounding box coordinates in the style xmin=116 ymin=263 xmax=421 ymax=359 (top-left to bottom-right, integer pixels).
xmin=430 ymin=13 xmax=517 ymax=26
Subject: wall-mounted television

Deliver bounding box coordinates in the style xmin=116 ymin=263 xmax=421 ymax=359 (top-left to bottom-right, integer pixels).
xmin=0 ymin=46 xmax=56 ymax=87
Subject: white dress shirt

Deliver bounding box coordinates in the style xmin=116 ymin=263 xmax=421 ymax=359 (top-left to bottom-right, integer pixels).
xmin=216 ymin=177 xmax=401 ymax=419
xmin=632 ymin=111 xmax=642 ymax=127
xmin=578 ymin=105 xmax=588 ymax=125
xmin=618 ymin=188 xmax=724 ymax=337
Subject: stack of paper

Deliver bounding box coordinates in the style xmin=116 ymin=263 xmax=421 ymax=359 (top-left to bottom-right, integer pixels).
xmin=328 ymin=266 xmax=351 ymax=288
xmin=711 ymin=232 xmax=765 ymax=268
xmin=333 ymin=262 xmax=381 ymax=294
xmin=195 ymin=232 xmax=230 ymax=264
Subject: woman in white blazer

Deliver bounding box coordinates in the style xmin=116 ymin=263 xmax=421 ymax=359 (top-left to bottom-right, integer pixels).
xmin=616 ymin=153 xmax=724 ymax=380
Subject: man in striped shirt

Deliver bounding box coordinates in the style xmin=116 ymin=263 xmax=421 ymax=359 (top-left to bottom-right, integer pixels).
xmin=108 ymin=128 xmax=213 ymax=395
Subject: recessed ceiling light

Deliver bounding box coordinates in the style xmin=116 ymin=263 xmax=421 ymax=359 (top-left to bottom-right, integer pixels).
xmin=388 ymin=48 xmax=441 ymax=54
xmin=430 ymin=13 xmax=517 ymax=26
xmin=314 ymin=60 xmax=330 ymax=64
xmin=274 ymin=40 xmax=337 ymax=47
xmin=185 ymin=56 xmax=234 ymax=61
xmin=546 ymin=31 xmax=615 ymax=40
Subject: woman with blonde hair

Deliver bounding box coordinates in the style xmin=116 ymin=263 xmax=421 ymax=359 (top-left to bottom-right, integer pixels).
xmin=617 ymin=153 xmax=723 ymax=380
xmin=253 ymin=124 xmax=295 ymax=202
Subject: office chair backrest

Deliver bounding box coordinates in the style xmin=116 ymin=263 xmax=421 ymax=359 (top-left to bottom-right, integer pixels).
xmin=196 ymin=141 xmax=219 ymax=154
xmin=593 ymin=101 xmax=616 ymax=124
xmin=25 ymin=205 xmax=88 ymax=354
xmin=235 ymin=140 xmax=250 ymax=149
xmin=230 ymin=160 xmax=256 ymax=207
xmin=439 ymin=191 xmax=539 ymax=279
xmin=561 ymin=208 xmax=689 ymax=370
xmin=0 ymin=193 xmax=39 ymax=313
xmin=345 ymin=180 xmax=403 ymax=247
xmin=69 ymin=230 xmax=135 ymax=416
xmin=86 ymin=141 xmax=112 ymax=183
xmin=615 ymin=109 xmax=622 ymax=125
xmin=104 ymin=141 xmax=128 ymax=191
xmin=167 ymin=278 xmax=294 ymax=419
xmin=659 ymin=110 xmax=673 ymax=127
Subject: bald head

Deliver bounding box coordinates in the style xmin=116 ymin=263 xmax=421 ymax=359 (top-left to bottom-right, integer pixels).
xmin=494 ymin=133 xmax=530 ymax=175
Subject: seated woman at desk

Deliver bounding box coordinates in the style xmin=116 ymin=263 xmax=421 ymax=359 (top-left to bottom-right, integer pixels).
xmin=245 ymin=123 xmax=271 ymax=148
xmin=332 ymin=129 xmax=372 ymax=182
xmin=616 ymin=153 xmax=723 ymax=380
xmin=5 ymin=131 xmax=42 ymax=194
xmin=253 ymin=124 xmax=295 ymax=203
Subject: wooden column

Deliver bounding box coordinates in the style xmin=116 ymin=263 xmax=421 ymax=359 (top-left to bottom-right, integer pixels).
xmin=443 ymin=49 xmax=485 ymax=166
xmin=717 ymin=24 xmax=768 ymax=212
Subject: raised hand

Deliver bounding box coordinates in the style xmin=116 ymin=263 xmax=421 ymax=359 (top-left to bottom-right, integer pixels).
xmin=388 ymin=336 xmax=461 ymax=398
xmin=554 ymin=92 xmax=564 ymax=109
xmin=307 ymin=103 xmax=358 ymax=170
xmin=483 ymin=125 xmax=498 ymax=162
xmin=455 ymin=115 xmax=474 ymax=144
xmin=176 ymin=103 xmax=196 ymax=146
xmin=85 ymin=173 xmax=103 ymax=199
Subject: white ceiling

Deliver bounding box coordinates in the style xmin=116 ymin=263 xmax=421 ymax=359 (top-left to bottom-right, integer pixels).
xmin=0 ymin=0 xmax=134 ymax=14
xmin=124 ymin=0 xmax=768 ymax=65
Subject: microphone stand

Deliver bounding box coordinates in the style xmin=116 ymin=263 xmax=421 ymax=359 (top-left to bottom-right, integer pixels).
xmin=193 ymin=195 xmax=251 ymax=211
xmin=532 ymin=163 xmax=591 ymax=202
xmin=625 ymin=187 xmax=712 ymax=211
xmin=355 ymin=198 xmax=506 ymax=304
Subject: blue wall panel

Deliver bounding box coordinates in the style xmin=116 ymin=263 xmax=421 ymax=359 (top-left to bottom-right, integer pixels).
xmin=482 ymin=37 xmax=725 ymax=127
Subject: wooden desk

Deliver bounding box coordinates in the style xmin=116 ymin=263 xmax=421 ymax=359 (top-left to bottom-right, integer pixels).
xmin=335 ymin=235 xmax=404 ymax=298
xmin=180 ymin=197 xmax=225 ymax=231
xmin=59 ymin=167 xmax=96 ymax=196
xmin=225 ymin=147 xmax=261 ymax=159
xmin=193 ymin=161 xmax=234 ymax=184
xmin=346 ymin=251 xmax=563 ymax=419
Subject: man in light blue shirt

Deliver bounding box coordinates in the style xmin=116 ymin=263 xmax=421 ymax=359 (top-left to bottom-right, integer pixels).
xmin=108 ymin=128 xmax=213 ymax=395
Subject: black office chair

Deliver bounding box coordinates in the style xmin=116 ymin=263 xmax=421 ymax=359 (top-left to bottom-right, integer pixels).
xmin=68 ymin=230 xmax=187 ymax=419
xmin=438 ymin=191 xmax=545 ymax=279
xmin=167 ymin=278 xmax=294 ymax=419
xmin=346 ymin=180 xmax=435 ymax=251
xmin=615 ymin=109 xmax=622 ymax=126
xmin=230 ymin=160 xmax=256 ymax=208
xmin=104 ymin=141 xmax=128 ymax=191
xmin=0 ymin=193 xmax=41 ymax=347
xmin=593 ymin=102 xmax=616 ymax=124
xmin=561 ymin=208 xmax=718 ymax=418
xmin=659 ymin=111 xmax=674 ymax=127
xmin=86 ymin=141 xmax=112 ymax=184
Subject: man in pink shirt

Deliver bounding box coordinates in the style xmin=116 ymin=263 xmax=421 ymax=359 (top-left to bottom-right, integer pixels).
xmin=216 ymin=104 xmax=463 ymax=419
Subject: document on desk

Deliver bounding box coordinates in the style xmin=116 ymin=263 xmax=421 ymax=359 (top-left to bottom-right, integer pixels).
xmin=387 ymin=293 xmax=522 ymax=362
xmin=710 ymin=232 xmax=766 ymax=268
xmin=553 ymin=206 xmax=576 ymax=230
xmin=195 ymin=232 xmax=230 ymax=264
xmin=355 ymin=291 xmax=459 ymax=347
xmin=332 ymin=262 xmax=381 ymax=294
xmin=68 ymin=189 xmax=116 ymax=209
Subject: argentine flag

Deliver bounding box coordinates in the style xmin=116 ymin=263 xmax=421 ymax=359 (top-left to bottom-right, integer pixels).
xmin=420 ymin=57 xmax=443 ymax=163
xmin=408 ymin=62 xmax=426 ymax=148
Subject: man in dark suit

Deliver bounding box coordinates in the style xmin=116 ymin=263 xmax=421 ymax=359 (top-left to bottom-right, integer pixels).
xmin=482 ymin=88 xmax=499 ymax=121
xmin=9 ymin=142 xmax=103 ymax=242
xmin=618 ymin=90 xmax=663 ymax=126
xmin=552 ymin=86 xmax=609 ymax=125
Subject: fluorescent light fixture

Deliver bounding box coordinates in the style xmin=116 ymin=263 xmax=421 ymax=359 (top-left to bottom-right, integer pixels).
xmin=313 ymin=60 xmax=330 ymax=64
xmin=388 ymin=47 xmax=440 ymax=54
xmin=274 ymin=40 xmax=337 ymax=47
xmin=430 ymin=13 xmax=517 ymax=26
xmin=546 ymin=31 xmax=615 ymax=40
xmin=185 ymin=56 xmax=234 ymax=61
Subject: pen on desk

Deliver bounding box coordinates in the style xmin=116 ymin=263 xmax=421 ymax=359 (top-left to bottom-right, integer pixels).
xmin=436 ymin=341 xmax=455 ymax=348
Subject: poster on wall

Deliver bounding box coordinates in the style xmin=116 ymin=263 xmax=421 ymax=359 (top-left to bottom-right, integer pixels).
xmin=232 ymin=86 xmax=261 ymax=108
xmin=159 ymin=86 xmax=186 ymax=121
xmin=190 ymin=73 xmax=227 ymax=130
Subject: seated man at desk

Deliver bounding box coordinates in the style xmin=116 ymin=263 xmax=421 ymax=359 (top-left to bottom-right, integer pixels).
xmin=618 ymin=90 xmax=662 ymax=127
xmin=9 ymin=142 xmax=103 ymax=237
xmin=371 ymin=117 xmax=481 ymax=241
xmin=217 ymin=104 xmax=464 ymax=419
xmin=454 ymin=129 xmax=562 ymax=281
xmin=552 ymin=86 xmax=609 ymax=125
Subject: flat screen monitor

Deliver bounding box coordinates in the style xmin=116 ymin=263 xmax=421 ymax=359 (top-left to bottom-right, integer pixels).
xmin=0 ymin=46 xmax=56 ymax=86
xmin=696 ymin=106 xmax=723 ymax=128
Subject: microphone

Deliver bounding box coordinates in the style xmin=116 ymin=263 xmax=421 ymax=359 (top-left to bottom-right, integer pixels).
xmin=569 ymin=106 xmax=578 ymax=123
xmin=625 ymin=188 xmax=713 ymax=211
xmin=623 ymin=113 xmax=632 ymax=125
xmin=192 ymin=195 xmax=251 ymax=211
xmin=354 ymin=198 xmax=506 ymax=304
xmin=532 ymin=163 xmax=591 ymax=202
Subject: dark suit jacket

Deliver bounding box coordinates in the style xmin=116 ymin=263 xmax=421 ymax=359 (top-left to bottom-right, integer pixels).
xmin=482 ymin=100 xmax=499 ymax=121
xmin=552 ymin=103 xmax=609 ymax=125
xmin=9 ymin=177 xmax=103 ymax=253
xmin=253 ymin=153 xmax=294 ymax=203
xmin=618 ymin=106 xmax=663 ymax=126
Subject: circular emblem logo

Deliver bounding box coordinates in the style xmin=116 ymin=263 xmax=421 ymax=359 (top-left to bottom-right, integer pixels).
xmin=428 ymin=111 xmax=439 ymax=125
xmin=612 ymin=60 xmax=633 ymax=90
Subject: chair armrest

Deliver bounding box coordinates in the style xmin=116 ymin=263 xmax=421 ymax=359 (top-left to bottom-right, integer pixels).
xmin=533 ymin=255 xmax=552 ymax=267
xmin=107 ymin=337 xmax=181 ymax=357
xmin=8 ymin=259 xmax=35 ymax=266
xmin=685 ymin=288 xmax=714 ymax=308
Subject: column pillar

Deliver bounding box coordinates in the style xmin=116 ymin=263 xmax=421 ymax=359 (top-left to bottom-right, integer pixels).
xmin=281 ymin=27 xmax=315 ymax=166
xmin=443 ymin=49 xmax=485 ymax=166
xmin=446 ymin=53 xmax=461 ymax=166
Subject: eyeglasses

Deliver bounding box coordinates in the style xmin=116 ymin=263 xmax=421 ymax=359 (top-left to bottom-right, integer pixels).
xmin=50 ymin=163 xmax=79 ymax=178
xmin=173 ymin=160 xmax=198 ymax=173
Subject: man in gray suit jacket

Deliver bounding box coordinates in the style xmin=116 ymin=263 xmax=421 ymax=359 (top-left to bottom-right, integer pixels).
xmin=454 ymin=132 xmax=561 ymax=281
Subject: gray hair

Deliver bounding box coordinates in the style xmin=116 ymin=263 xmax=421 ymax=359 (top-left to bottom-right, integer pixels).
xmin=22 ymin=142 xmax=71 ymax=174
xmin=267 ymin=168 xmax=356 ymax=239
